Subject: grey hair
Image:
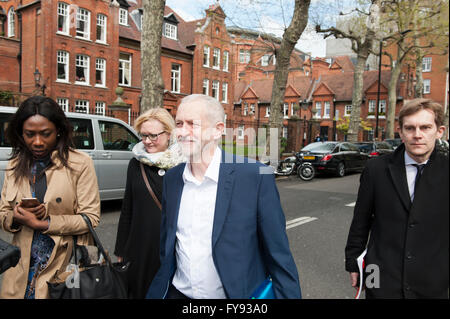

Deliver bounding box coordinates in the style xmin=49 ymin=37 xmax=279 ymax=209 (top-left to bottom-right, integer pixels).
xmin=179 ymin=94 xmax=225 ymax=125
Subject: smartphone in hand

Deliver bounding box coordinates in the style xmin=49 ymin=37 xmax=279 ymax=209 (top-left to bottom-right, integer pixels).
xmin=20 ymin=198 xmax=41 ymax=208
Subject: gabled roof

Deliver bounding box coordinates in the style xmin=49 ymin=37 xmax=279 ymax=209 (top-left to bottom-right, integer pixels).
xmin=312 ymin=81 xmax=336 ymax=96
xmin=116 ymin=0 xmax=131 ymax=8
xmin=119 ymin=4 xmax=193 ymax=55
xmin=311 ymin=70 xmax=392 ymax=102
xmin=233 ymin=71 xmax=395 ymax=104
xmin=241 ymin=86 xmax=258 ymax=99
xmin=164 ymin=12 xmax=179 ymax=24
xmin=206 ymin=3 xmax=226 ymax=18
xmin=234 ymin=76 xmax=313 ymax=104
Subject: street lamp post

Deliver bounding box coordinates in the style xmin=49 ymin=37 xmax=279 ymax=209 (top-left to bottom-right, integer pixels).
xmin=34 ymin=68 xmax=46 ymax=96
xmin=332 ymin=98 xmax=337 ymax=141
xmin=375 ymin=41 xmax=383 ymax=141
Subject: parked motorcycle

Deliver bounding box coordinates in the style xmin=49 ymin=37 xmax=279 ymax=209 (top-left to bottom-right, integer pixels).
xmin=274 ymin=153 xmax=315 ymax=181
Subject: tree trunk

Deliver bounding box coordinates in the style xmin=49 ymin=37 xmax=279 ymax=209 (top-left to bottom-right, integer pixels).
xmin=414 ymin=39 xmax=424 ymax=98
xmin=268 ymin=0 xmax=310 ymax=160
xmin=386 ymin=63 xmax=402 ymax=139
xmin=141 ymin=0 xmax=166 ymax=112
xmin=347 ymin=54 xmax=368 ymax=142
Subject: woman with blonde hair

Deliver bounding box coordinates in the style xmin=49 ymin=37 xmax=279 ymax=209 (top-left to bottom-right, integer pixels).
xmin=114 ymin=107 xmax=184 ymax=299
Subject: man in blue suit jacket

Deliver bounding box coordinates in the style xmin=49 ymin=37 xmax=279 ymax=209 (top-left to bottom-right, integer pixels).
xmin=146 ymin=94 xmax=301 ymax=299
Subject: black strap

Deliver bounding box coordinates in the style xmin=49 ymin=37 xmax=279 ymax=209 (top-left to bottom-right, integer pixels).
xmin=140 ymin=162 xmax=162 ymax=210
xmin=79 ymin=214 xmax=112 ymax=266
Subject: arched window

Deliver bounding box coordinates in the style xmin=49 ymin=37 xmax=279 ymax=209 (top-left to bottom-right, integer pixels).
xmin=8 ymin=7 xmax=14 ymax=37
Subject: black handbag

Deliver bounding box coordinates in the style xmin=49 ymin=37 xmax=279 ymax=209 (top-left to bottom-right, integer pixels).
xmin=47 ymin=214 xmax=130 ymax=299
xmin=0 ymin=238 xmax=21 ymax=274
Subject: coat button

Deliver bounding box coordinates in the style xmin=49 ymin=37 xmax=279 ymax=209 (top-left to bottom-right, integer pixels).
xmin=406 ymin=253 xmax=413 ymax=260
xmin=56 ymin=197 xmax=62 ymax=203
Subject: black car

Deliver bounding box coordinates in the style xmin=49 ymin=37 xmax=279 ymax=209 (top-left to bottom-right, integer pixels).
xmin=298 ymin=142 xmax=368 ymax=177
xmin=384 ymin=138 xmax=402 ymax=149
xmin=354 ymin=141 xmax=394 ymax=158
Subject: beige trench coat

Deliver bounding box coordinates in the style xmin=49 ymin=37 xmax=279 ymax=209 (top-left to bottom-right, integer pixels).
xmin=0 ymin=150 xmax=100 ymax=299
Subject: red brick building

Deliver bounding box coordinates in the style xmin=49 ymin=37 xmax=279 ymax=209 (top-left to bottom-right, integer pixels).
xmin=1 ymin=1 xmax=448 ymax=147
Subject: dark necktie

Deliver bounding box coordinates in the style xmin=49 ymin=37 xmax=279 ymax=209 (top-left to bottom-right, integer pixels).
xmin=412 ymin=164 xmax=425 ymax=198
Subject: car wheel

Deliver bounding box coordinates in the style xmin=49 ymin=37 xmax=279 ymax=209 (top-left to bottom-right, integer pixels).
xmin=336 ymin=162 xmax=345 ymax=177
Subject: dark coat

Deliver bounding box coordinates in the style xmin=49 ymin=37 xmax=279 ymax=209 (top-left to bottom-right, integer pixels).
xmin=114 ymin=158 xmax=163 ymax=299
xmin=345 ymin=144 xmax=449 ymax=298
xmin=146 ymin=151 xmax=301 ymax=299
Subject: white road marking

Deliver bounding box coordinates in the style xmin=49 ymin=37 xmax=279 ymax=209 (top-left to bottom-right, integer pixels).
xmin=345 ymin=202 xmax=356 ymax=207
xmin=286 ymin=216 xmax=318 ymax=230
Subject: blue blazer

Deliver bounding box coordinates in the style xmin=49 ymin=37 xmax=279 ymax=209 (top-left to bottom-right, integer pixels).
xmin=146 ymin=151 xmax=301 ymax=299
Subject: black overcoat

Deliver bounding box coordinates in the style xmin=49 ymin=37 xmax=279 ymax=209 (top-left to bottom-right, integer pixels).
xmin=345 ymin=144 xmax=449 ymax=298
xmin=114 ymin=158 xmax=163 ymax=299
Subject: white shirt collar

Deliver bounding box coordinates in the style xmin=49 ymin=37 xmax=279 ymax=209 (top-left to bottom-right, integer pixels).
xmin=404 ymin=151 xmax=428 ymax=166
xmin=183 ymin=147 xmax=221 ymax=185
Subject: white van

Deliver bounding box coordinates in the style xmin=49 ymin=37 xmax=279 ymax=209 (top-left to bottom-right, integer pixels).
xmin=0 ymin=106 xmax=140 ymax=201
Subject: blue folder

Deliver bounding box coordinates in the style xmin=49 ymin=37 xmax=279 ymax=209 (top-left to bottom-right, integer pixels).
xmin=250 ymin=277 xmax=275 ymax=299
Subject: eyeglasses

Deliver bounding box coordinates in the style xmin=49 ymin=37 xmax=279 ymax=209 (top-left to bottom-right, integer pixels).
xmin=139 ymin=131 xmax=166 ymax=141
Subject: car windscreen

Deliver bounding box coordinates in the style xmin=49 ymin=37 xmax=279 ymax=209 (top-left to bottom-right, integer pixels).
xmin=355 ymin=144 xmax=372 ymax=153
xmin=301 ymin=142 xmax=337 ymax=153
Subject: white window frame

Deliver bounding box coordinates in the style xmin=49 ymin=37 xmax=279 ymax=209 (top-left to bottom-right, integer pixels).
xmin=119 ymin=53 xmax=131 ymax=86
xmin=368 ymin=100 xmax=376 ymax=114
xmin=213 ymin=48 xmax=220 ymax=69
xmin=265 ymin=106 xmax=270 ymax=117
xmin=57 ymin=98 xmax=69 ymax=112
xmin=423 ymin=79 xmax=431 ymax=94
xmin=75 ymin=100 xmax=89 ymax=114
xmin=171 ymin=64 xmax=181 ymax=93
xmin=282 ymin=126 xmax=288 ymax=139
xmin=261 ymin=54 xmax=270 ymax=66
xmin=315 ymin=102 xmax=322 ymax=118
xmin=96 ymin=14 xmax=107 ymax=43
xmin=422 ymin=57 xmax=432 ymax=72
xmin=8 ymin=7 xmax=15 ymax=37
xmin=95 ymin=58 xmax=106 ymax=87
xmin=379 ymin=100 xmax=386 ymax=115
xmin=239 ymin=49 xmax=250 ymax=63
xmin=163 ymin=22 xmax=177 ymax=40
xmin=243 ymin=103 xmax=248 ymax=116
xmin=203 ymin=45 xmax=210 ymax=67
xmin=57 ymin=2 xmax=69 ymax=35
xmin=76 ymin=8 xmax=90 ymax=40
xmin=238 ymin=125 xmax=244 ymax=140
xmin=222 ymin=82 xmax=228 ymax=103
xmin=119 ymin=8 xmax=128 ymax=26
xmin=57 ymin=51 xmax=69 ymax=82
xmin=212 ymin=80 xmax=220 ymax=100
xmin=95 ymin=101 xmax=106 ymax=116
xmin=75 ymin=55 xmax=90 ymax=85
xmin=344 ymin=105 xmax=352 ymax=117
xmin=223 ymin=51 xmax=229 ymax=71
xmin=202 ymin=79 xmax=209 ymax=95
xmin=283 ymin=103 xmax=289 ymax=118
xmin=324 ymin=101 xmax=331 ymax=118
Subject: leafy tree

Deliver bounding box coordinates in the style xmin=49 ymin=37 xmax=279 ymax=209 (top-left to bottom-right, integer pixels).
xmin=381 ymin=0 xmax=448 ymax=138
xmin=316 ymin=0 xmax=382 ymax=142
xmin=268 ymin=0 xmax=311 ymax=161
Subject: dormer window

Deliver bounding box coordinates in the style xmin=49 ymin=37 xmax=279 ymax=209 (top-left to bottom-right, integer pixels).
xmin=119 ymin=8 xmax=128 ymax=25
xmin=163 ymin=13 xmax=179 ymax=40
xmin=163 ymin=22 xmax=177 ymax=40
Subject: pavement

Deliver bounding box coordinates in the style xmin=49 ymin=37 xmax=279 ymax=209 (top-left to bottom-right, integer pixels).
xmin=1 ymin=171 xmax=364 ymax=299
